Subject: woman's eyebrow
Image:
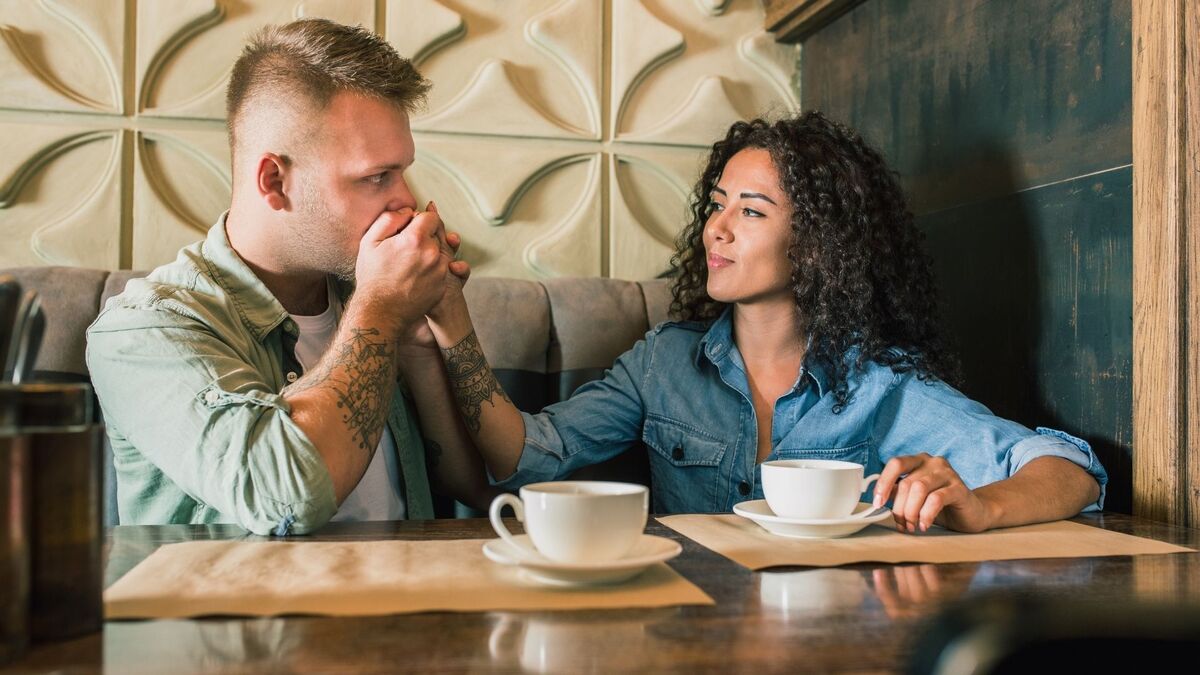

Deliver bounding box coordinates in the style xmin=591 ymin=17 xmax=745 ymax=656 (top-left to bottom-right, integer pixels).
xmin=740 ymin=191 xmax=777 ymax=205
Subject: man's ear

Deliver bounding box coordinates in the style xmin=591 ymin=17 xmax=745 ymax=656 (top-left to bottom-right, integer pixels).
xmin=255 ymin=153 xmax=289 ymax=211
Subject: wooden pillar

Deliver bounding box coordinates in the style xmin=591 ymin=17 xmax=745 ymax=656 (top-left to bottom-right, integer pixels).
xmin=1132 ymin=0 xmax=1200 ymax=527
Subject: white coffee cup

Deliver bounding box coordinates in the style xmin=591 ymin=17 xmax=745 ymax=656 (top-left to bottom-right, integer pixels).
xmin=488 ymin=481 xmax=648 ymax=563
xmin=760 ymin=459 xmax=880 ymax=520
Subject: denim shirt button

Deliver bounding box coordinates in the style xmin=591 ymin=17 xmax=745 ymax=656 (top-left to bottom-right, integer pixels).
xmin=671 ymin=447 xmax=684 ymax=461
xmin=737 ymin=481 xmax=750 ymax=496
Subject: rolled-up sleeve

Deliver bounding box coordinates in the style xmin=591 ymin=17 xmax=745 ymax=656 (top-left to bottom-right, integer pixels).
xmin=87 ymin=308 xmax=336 ymax=535
xmin=492 ymin=334 xmax=652 ymax=492
xmin=1011 ymin=427 xmax=1107 ymax=511
xmin=873 ymin=372 xmax=1108 ymax=512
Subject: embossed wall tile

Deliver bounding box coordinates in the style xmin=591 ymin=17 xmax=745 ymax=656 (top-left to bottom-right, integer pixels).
xmin=395 ymin=0 xmax=601 ymax=140
xmin=131 ymin=128 xmax=231 ymax=269
xmin=609 ymin=145 xmax=709 ymax=280
xmin=613 ymin=0 xmax=799 ymax=145
xmin=0 ymin=121 xmax=122 ymax=267
xmin=0 ymin=0 xmax=125 ymax=113
xmin=406 ymin=134 xmax=601 ymax=278
xmin=0 ymin=1 xmax=797 ymax=278
xmin=137 ymin=0 xmax=375 ymax=119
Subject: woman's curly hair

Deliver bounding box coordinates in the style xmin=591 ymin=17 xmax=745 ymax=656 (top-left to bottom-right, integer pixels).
xmin=669 ymin=110 xmax=960 ymax=409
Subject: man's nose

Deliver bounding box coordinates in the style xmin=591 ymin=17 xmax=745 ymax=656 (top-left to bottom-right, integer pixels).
xmin=385 ymin=174 xmax=418 ymax=212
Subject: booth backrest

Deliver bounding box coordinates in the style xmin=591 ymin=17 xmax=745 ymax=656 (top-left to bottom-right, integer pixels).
xmin=1 ymin=267 xmax=673 ymax=525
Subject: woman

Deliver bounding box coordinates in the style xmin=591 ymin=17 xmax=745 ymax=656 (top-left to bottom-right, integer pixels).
xmin=426 ymin=111 xmax=1105 ymax=533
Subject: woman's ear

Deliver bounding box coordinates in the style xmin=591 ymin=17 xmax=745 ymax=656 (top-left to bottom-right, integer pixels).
xmin=255 ymin=153 xmax=289 ymax=211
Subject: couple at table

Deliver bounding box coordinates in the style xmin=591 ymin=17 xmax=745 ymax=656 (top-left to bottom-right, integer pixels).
xmin=85 ymin=18 xmax=1106 ymax=537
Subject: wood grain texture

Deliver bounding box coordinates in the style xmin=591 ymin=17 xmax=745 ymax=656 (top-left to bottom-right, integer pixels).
xmin=2 ymin=516 xmax=1198 ymax=674
xmin=1187 ymin=0 xmax=1200 ymax=532
xmin=1132 ymin=0 xmax=1196 ymax=527
xmin=762 ymin=0 xmax=867 ymax=42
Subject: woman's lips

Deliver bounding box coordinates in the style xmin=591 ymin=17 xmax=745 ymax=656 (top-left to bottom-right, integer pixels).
xmin=708 ymin=253 xmax=733 ymax=269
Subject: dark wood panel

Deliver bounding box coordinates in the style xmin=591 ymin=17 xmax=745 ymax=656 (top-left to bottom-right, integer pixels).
xmin=921 ymin=166 xmax=1133 ymax=512
xmin=799 ymin=0 xmax=1134 ymax=512
xmin=801 ymin=0 xmax=1132 ymax=215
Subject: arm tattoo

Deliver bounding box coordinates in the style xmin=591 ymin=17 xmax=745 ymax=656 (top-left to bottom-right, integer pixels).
xmin=284 ymin=327 xmax=395 ymax=453
xmin=440 ymin=331 xmax=511 ymax=434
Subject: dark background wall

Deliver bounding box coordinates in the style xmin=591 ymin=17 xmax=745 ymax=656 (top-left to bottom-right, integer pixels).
xmin=801 ymin=0 xmax=1133 ymax=511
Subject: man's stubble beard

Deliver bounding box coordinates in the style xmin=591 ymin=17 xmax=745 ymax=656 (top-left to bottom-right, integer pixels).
xmin=294 ymin=180 xmax=357 ymax=282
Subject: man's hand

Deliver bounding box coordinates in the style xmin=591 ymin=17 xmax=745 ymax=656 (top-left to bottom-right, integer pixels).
xmin=353 ymin=206 xmax=446 ymax=339
xmin=395 ymin=202 xmax=472 ymax=351
xmin=872 ymin=453 xmax=994 ymax=534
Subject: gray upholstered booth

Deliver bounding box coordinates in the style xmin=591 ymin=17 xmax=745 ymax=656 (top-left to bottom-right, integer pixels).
xmin=2 ymin=267 xmax=672 ymax=526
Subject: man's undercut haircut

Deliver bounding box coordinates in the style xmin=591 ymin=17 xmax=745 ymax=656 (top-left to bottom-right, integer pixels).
xmin=225 ymin=17 xmax=430 ymax=152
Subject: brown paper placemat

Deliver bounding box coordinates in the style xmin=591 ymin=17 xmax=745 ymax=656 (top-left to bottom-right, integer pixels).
xmin=104 ymin=539 xmax=713 ymax=619
xmin=656 ymin=515 xmax=1194 ymax=570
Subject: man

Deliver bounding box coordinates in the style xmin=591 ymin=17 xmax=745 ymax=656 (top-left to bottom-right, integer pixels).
xmin=86 ymin=18 xmax=491 ymax=535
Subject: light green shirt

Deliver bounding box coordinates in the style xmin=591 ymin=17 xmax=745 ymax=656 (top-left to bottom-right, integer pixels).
xmin=86 ymin=215 xmax=434 ymax=535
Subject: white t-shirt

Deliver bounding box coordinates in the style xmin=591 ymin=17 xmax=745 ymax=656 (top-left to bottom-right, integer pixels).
xmin=290 ymin=287 xmax=406 ymax=521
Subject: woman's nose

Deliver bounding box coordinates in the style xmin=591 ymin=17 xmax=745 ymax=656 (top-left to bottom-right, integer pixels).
xmin=705 ymin=212 xmax=732 ymax=242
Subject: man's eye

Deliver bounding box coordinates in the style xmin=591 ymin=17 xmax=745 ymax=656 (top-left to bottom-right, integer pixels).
xmin=366 ymin=172 xmax=389 ymax=186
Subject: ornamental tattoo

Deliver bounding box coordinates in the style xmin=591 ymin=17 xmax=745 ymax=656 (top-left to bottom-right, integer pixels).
xmin=284 ymin=327 xmax=394 ymax=453
xmin=441 ymin=331 xmax=511 ymax=434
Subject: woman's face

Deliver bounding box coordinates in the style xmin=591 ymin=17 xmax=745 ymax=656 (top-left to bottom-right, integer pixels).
xmin=703 ymin=148 xmax=794 ymax=306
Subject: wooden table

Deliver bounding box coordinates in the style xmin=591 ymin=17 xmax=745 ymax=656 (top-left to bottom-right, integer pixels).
xmin=4 ymin=514 xmax=1199 ymax=673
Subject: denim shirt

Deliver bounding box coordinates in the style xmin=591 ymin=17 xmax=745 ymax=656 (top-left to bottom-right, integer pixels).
xmin=498 ymin=308 xmax=1108 ymax=515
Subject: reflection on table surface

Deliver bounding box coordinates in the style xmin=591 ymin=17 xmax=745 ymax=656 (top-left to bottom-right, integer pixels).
xmin=3 ymin=513 xmax=1198 ymax=674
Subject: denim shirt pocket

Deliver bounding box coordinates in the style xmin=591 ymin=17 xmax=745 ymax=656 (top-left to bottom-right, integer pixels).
xmin=642 ymin=414 xmax=728 ymax=513
xmin=774 ymin=438 xmax=872 ymax=466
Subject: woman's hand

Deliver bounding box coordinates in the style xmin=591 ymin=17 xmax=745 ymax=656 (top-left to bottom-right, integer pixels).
xmin=872 ymin=453 xmax=995 ymax=533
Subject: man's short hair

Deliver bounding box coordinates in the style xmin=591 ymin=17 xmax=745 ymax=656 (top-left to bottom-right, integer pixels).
xmin=225 ymin=18 xmax=430 ymax=151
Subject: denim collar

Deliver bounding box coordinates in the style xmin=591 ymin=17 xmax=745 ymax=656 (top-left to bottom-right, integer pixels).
xmin=697 ymin=306 xmax=829 ymax=396
xmin=201 ymin=212 xmax=354 ymax=343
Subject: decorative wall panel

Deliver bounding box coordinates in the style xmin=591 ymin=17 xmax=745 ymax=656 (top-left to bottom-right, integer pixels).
xmin=1 ymin=0 xmax=798 ymax=280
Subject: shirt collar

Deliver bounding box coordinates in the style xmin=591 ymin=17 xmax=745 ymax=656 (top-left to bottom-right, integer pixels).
xmin=696 ymin=305 xmax=830 ymax=397
xmin=696 ymin=306 xmax=736 ymax=367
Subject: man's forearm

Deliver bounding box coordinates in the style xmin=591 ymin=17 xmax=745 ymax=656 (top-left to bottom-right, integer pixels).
xmin=284 ymin=303 xmax=400 ymax=503
xmin=973 ymin=456 xmax=1101 ymax=530
xmin=398 ymin=347 xmax=498 ymax=511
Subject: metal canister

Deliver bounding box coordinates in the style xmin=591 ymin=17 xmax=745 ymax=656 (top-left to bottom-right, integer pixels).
xmin=21 ymin=383 xmax=101 ymax=640
xmin=0 ymin=386 xmax=31 ymax=664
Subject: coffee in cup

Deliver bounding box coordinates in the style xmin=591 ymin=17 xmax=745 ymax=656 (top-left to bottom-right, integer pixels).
xmin=760 ymin=459 xmax=880 ymax=520
xmin=488 ymin=481 xmax=648 ymax=563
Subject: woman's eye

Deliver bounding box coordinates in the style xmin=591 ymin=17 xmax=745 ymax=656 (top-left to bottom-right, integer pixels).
xmin=708 ymin=201 xmax=725 ymax=213
xmin=742 ymin=207 xmax=764 ymax=217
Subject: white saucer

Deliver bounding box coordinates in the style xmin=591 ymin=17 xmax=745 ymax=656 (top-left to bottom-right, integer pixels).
xmin=732 ymin=500 xmax=892 ymax=539
xmin=482 ymin=534 xmax=682 ymax=587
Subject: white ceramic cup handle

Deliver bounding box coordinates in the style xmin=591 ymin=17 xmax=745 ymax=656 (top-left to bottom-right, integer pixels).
xmin=861 ymin=472 xmax=881 ymax=494
xmin=489 ymin=493 xmax=538 ymax=558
